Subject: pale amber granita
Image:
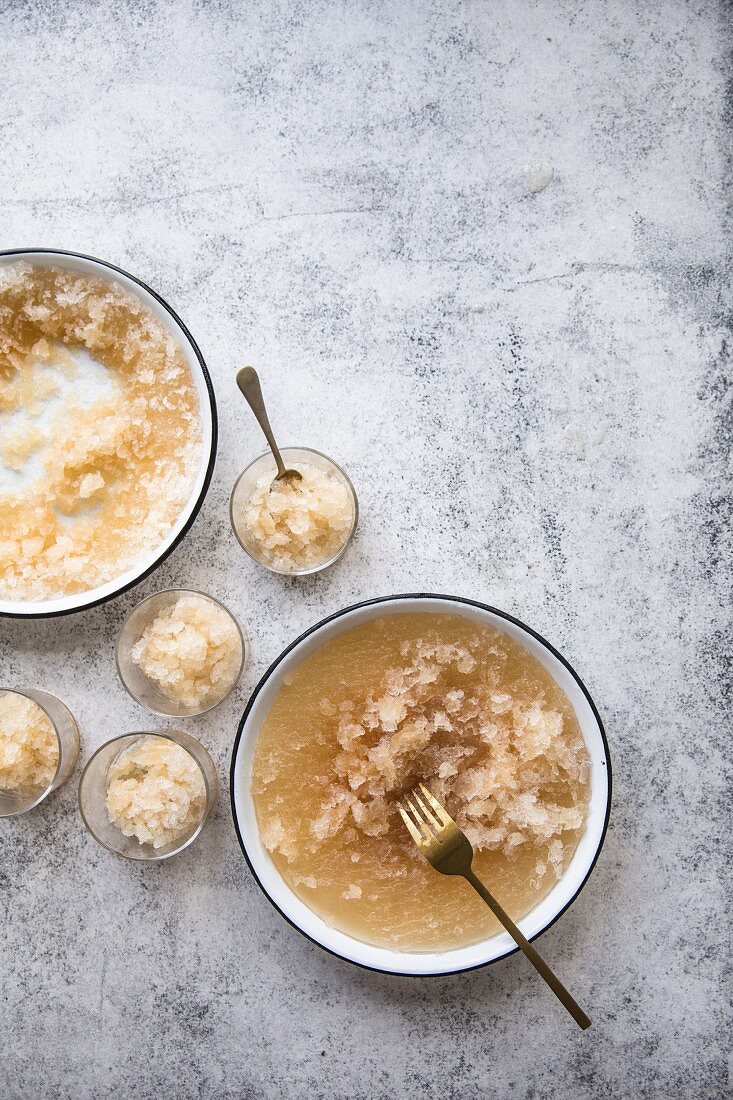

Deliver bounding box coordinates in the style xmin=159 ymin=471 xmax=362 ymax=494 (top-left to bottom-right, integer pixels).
xmin=105 ymin=735 xmax=206 ymax=850
xmin=131 ymin=594 xmax=242 ymax=709
xmin=235 ymin=461 xmax=354 ymax=572
xmin=252 ymin=613 xmax=590 ymax=952
xmin=0 ymin=691 xmax=58 ymax=796
xmin=0 ymin=263 xmax=202 ymax=601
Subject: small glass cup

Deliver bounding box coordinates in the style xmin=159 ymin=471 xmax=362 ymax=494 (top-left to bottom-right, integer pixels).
xmin=0 ymin=688 xmax=80 ymax=817
xmin=115 ymin=589 xmax=246 ymax=718
xmin=78 ymin=729 xmax=218 ymax=861
xmin=230 ymin=446 xmax=359 ymax=576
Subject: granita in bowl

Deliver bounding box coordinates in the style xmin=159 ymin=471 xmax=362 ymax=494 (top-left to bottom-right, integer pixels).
xmin=230 ymin=447 xmax=357 ymax=575
xmin=231 ymin=596 xmax=610 ymax=976
xmin=116 ymin=589 xmax=246 ymax=717
xmin=0 ymin=687 xmax=80 ymax=816
xmin=79 ymin=730 xmax=217 ymax=860
xmin=0 ymin=251 xmax=215 ymax=617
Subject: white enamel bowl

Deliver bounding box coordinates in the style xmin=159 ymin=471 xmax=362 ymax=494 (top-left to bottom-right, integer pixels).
xmin=230 ymin=594 xmax=611 ymax=977
xmin=0 ymin=248 xmax=217 ymax=619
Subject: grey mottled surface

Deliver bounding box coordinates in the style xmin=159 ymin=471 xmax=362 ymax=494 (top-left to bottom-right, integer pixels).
xmin=1 ymin=1 xmax=731 ymax=1097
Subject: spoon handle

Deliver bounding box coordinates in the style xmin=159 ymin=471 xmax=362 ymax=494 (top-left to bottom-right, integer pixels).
xmin=236 ymin=366 xmax=287 ymax=479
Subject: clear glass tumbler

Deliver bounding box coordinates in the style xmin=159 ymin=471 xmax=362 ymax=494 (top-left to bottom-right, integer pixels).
xmin=78 ymin=729 xmax=218 ymax=861
xmin=0 ymin=687 xmax=80 ymax=817
xmin=229 ymin=446 xmax=358 ymax=575
xmin=115 ymin=589 xmax=246 ymax=718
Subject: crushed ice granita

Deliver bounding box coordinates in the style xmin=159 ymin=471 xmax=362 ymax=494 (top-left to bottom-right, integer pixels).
xmin=252 ymin=613 xmax=590 ymax=951
xmin=0 ymin=263 xmax=202 ymax=601
xmin=105 ymin=735 xmax=206 ymax=849
xmin=130 ymin=594 xmax=242 ymax=710
xmin=235 ymin=461 xmax=354 ymax=572
xmin=0 ymin=691 xmax=58 ymax=795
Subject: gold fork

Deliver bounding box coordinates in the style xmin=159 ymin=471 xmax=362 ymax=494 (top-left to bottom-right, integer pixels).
xmin=398 ymin=784 xmax=591 ymax=1030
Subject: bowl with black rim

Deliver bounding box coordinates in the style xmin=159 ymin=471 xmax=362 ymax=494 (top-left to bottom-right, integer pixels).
xmin=230 ymin=593 xmax=611 ymax=977
xmin=0 ymin=248 xmax=217 ymax=619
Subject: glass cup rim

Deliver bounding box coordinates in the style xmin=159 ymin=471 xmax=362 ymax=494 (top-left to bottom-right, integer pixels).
xmin=78 ymin=729 xmax=216 ymax=861
xmin=114 ymin=587 xmax=247 ymax=718
xmin=0 ymin=687 xmax=64 ymax=816
xmin=229 ymin=445 xmax=359 ymax=576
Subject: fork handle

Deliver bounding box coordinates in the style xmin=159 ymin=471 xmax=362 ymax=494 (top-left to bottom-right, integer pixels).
xmin=463 ymin=869 xmax=591 ymax=1030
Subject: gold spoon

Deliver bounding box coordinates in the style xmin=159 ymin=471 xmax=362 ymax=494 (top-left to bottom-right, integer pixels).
xmin=236 ymin=367 xmax=303 ymax=486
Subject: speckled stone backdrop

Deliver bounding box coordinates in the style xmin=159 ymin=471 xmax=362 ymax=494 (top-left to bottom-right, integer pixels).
xmin=1 ymin=1 xmax=731 ymax=1097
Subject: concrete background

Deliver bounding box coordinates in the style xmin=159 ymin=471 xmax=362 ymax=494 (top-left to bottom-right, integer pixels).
xmin=1 ymin=1 xmax=730 ymax=1096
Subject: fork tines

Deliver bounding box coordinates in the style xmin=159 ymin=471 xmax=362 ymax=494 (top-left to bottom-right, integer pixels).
xmin=398 ymin=783 xmax=452 ymax=845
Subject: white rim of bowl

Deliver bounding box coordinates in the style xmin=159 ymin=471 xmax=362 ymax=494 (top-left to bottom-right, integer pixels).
xmin=230 ymin=593 xmax=612 ymax=977
xmin=0 ymin=248 xmax=217 ymax=619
